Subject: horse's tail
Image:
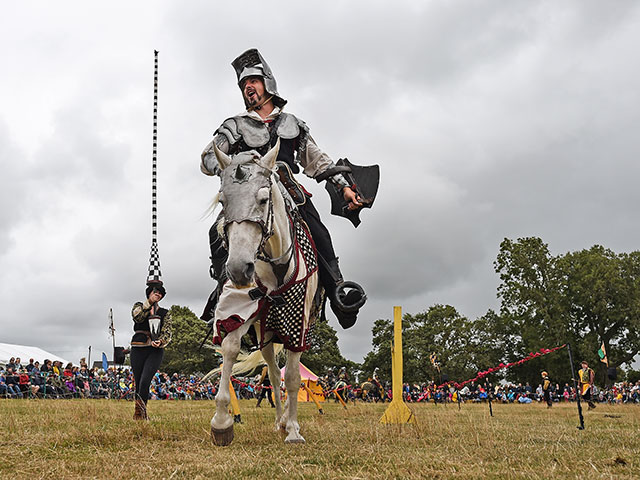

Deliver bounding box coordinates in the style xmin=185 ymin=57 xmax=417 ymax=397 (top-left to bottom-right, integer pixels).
xmin=202 ymin=344 xmax=284 ymax=381
xmin=232 ymin=344 xmax=284 ymax=376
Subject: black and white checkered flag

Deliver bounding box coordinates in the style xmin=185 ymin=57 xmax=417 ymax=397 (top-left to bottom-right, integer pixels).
xmin=146 ymin=50 xmax=163 ymax=287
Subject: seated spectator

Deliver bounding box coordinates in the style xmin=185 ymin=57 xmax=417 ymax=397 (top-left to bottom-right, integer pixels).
xmin=31 ymin=365 xmax=47 ymax=396
xmin=25 ymin=358 xmax=36 ymax=373
xmin=40 ymin=359 xmax=52 ymax=373
xmin=5 ymin=368 xmax=23 ymax=398
xmin=6 ymin=357 xmax=16 ymax=372
xmin=0 ymin=368 xmax=8 ymax=397
xmin=18 ymin=368 xmax=36 ymax=396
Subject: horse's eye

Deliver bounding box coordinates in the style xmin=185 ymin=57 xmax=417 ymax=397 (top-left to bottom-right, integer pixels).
xmin=257 ymin=188 xmax=269 ymax=205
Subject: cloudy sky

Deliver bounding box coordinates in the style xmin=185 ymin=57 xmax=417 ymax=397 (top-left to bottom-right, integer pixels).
xmin=2 ymin=1 xmax=640 ymax=365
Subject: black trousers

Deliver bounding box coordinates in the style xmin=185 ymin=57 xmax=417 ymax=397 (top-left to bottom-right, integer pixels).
xmin=256 ymin=383 xmax=275 ymax=407
xmin=130 ymin=346 xmax=164 ymax=403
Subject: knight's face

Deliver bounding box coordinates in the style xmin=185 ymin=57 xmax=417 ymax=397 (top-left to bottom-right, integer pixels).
xmin=242 ymin=76 xmax=265 ymax=107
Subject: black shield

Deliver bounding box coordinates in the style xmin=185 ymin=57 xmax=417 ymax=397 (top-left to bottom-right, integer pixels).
xmin=324 ymin=158 xmax=380 ymax=228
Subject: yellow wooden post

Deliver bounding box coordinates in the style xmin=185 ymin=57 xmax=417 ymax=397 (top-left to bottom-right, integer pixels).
xmin=301 ymin=382 xmax=324 ymax=414
xmin=380 ymin=306 xmax=416 ymax=424
xmin=229 ymin=380 xmax=242 ymax=423
xmin=334 ymin=389 xmax=348 ymax=409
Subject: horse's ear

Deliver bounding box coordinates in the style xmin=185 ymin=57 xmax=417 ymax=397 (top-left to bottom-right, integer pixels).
xmin=213 ymin=142 xmax=231 ymax=170
xmin=259 ymin=138 xmax=280 ymax=171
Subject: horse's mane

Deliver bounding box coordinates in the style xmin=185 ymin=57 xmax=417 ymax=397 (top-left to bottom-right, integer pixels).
xmin=202 ymin=192 xmax=221 ymax=221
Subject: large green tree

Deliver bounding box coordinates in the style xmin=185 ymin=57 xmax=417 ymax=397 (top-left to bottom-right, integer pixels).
xmin=361 ymin=305 xmax=502 ymax=385
xmin=561 ymin=247 xmax=640 ymax=378
xmin=495 ymin=237 xmax=640 ymax=384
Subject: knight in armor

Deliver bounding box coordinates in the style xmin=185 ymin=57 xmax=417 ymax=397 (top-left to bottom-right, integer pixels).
xmin=200 ymin=48 xmax=367 ymax=330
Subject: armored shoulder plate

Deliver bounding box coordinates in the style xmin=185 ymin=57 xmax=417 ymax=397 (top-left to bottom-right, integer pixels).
xmin=276 ymin=113 xmax=302 ymax=139
xmin=216 ymin=113 xmax=309 ymax=152
xmin=215 ymin=117 xmax=243 ymax=145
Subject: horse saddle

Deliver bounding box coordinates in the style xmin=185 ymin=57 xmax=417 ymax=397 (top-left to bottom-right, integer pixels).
xmin=275 ymin=161 xmax=307 ymax=207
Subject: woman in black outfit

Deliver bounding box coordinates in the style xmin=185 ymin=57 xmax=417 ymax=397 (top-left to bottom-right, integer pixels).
xmin=130 ymin=283 xmax=173 ymax=420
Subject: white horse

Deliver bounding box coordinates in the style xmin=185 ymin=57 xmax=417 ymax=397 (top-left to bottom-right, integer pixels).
xmin=210 ymin=140 xmax=321 ymax=445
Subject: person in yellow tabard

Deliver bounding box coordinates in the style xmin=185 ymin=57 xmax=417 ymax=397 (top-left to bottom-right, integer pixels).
xmin=578 ymin=360 xmax=596 ymax=410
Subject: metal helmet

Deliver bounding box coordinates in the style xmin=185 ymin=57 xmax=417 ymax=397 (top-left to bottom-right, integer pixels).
xmin=231 ymin=48 xmax=287 ymax=109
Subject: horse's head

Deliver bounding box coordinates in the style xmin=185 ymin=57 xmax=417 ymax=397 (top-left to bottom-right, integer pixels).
xmin=214 ymin=140 xmax=280 ymax=287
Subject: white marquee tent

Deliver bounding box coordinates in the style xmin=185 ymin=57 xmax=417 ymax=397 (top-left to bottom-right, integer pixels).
xmin=0 ymin=342 xmax=71 ymax=367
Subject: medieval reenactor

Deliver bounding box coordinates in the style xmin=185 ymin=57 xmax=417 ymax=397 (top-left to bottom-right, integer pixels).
xmin=255 ymin=365 xmax=275 ymax=408
xmin=129 ymin=51 xmax=173 ymax=421
xmin=578 ymin=360 xmax=596 ymax=410
xmin=130 ymin=281 xmax=173 ymax=420
xmin=541 ymin=371 xmax=552 ymax=408
xmin=200 ymin=48 xmax=376 ymax=332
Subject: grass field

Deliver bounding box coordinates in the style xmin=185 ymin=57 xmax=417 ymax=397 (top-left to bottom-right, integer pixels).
xmin=2 ymin=398 xmax=639 ymax=479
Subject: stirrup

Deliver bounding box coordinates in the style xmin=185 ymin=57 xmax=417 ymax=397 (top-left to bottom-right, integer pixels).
xmin=329 ymin=281 xmax=367 ymax=329
xmin=333 ymin=281 xmax=367 ymax=313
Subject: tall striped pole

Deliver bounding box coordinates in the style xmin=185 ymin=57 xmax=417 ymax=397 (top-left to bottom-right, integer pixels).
xmin=146 ymin=50 xmax=163 ymax=286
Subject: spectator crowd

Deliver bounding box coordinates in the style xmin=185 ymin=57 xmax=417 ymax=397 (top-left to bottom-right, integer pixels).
xmin=2 ymin=355 xmax=640 ymax=406
xmin=0 ymin=356 xmax=218 ymax=400
xmin=397 ymin=380 xmax=640 ymax=405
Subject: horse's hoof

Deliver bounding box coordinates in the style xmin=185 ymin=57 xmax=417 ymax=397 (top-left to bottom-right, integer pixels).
xmin=211 ymin=425 xmax=234 ymax=446
xmin=285 ymin=435 xmax=306 ymax=444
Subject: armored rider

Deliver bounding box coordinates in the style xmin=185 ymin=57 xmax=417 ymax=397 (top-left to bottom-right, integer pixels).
xmin=200 ymin=48 xmax=366 ymax=330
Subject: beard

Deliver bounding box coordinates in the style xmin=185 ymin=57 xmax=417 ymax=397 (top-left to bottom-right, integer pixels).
xmin=245 ymin=90 xmax=263 ymax=108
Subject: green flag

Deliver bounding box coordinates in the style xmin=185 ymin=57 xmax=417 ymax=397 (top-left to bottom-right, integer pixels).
xmin=597 ymin=342 xmax=608 ymax=366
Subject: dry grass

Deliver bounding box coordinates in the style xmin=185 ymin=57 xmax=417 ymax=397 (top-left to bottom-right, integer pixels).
xmin=2 ymin=399 xmax=639 ymax=479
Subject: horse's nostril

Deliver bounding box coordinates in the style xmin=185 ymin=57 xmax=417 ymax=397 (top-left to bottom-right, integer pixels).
xmin=244 ymin=262 xmax=255 ymax=279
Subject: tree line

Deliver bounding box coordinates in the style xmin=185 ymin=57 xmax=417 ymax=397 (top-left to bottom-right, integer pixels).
xmin=162 ymin=237 xmax=640 ymax=386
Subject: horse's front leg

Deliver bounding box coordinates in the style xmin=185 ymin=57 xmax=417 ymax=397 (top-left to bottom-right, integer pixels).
xmin=260 ymin=339 xmax=283 ymax=430
xmin=211 ymin=315 xmax=258 ymax=446
xmin=282 ymin=350 xmax=304 ymax=444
